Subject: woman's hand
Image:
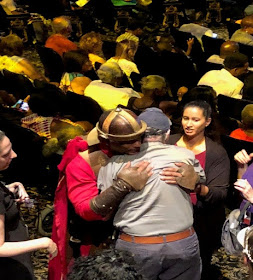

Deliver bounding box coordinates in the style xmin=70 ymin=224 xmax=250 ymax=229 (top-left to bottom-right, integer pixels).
xmin=234 ymin=149 xmax=253 ymax=165
xmin=187 ymin=38 xmax=194 ymax=48
xmin=186 ymin=38 xmax=194 ymax=56
xmin=234 ymin=179 xmax=253 ymax=203
xmin=234 ymin=150 xmax=253 ymax=178
xmin=6 ymin=182 xmax=29 ymax=202
xmin=42 ymin=237 xmax=58 ymax=260
xmin=160 ymin=162 xmax=184 ymax=184
xmin=161 ymin=162 xmax=202 ymax=192
xmin=117 ymin=161 xmax=153 ymax=191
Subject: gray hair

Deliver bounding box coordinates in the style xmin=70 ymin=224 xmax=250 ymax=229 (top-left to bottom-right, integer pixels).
xmin=0 ymin=130 xmax=6 ymax=142
xmin=52 ymin=16 xmax=71 ymax=34
xmin=141 ymin=75 xmax=166 ymax=91
xmin=97 ymin=62 xmax=123 ymax=84
xmin=143 ymin=127 xmax=168 ymax=142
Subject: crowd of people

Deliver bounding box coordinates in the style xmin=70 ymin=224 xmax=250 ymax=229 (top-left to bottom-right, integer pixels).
xmin=1 ymin=1 xmax=253 ymax=280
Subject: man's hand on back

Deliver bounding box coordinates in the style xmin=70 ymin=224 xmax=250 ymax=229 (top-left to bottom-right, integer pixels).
xmin=117 ymin=161 xmax=153 ymax=191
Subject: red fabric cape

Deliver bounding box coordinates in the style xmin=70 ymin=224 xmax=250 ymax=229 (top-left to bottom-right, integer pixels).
xmin=48 ymin=137 xmax=89 ymax=280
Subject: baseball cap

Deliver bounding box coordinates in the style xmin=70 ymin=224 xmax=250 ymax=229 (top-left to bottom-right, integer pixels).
xmin=137 ymin=107 xmax=171 ymax=133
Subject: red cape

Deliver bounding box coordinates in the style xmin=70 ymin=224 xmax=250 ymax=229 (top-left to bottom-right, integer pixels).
xmin=48 ymin=137 xmax=90 ymax=280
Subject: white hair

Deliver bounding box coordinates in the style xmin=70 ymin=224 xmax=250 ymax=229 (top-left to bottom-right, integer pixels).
xmin=52 ymin=16 xmax=71 ymax=34
xmin=141 ymin=75 xmax=166 ymax=91
xmin=97 ymin=62 xmax=123 ymax=84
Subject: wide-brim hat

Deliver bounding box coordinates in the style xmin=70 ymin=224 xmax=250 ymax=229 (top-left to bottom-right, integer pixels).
xmin=87 ymin=108 xmax=147 ymax=146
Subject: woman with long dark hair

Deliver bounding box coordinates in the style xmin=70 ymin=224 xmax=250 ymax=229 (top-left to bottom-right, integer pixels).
xmin=163 ymin=100 xmax=230 ymax=280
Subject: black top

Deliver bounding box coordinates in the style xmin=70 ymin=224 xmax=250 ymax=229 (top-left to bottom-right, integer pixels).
xmin=169 ymin=134 xmax=230 ymax=251
xmin=169 ymin=134 xmax=230 ymax=207
xmin=0 ymin=182 xmax=35 ymax=280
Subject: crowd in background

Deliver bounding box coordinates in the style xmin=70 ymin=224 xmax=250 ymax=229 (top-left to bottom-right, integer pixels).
xmin=0 ymin=0 xmax=253 ymax=280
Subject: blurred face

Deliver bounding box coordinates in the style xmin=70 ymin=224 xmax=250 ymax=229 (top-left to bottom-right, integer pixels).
xmin=135 ymin=28 xmax=143 ymax=37
xmin=82 ymin=59 xmax=93 ymax=72
xmin=0 ymin=136 xmax=17 ymax=170
xmin=109 ymin=137 xmax=142 ymax=155
xmin=182 ymin=107 xmax=211 ymax=139
xmin=245 ymin=26 xmax=253 ymax=35
xmin=157 ymin=37 xmax=174 ymax=52
xmin=92 ymin=37 xmax=103 ymax=53
xmin=235 ymin=62 xmax=249 ymax=77
xmin=156 ymin=86 xmax=167 ymax=96
xmin=63 ymin=20 xmax=72 ymax=37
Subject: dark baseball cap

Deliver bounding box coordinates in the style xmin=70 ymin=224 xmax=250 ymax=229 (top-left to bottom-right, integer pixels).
xmin=137 ymin=107 xmax=171 ymax=133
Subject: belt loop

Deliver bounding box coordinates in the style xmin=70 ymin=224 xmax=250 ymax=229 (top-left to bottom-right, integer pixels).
xmin=190 ymin=227 xmax=193 ymax=235
xmin=163 ymin=235 xmax=166 ymax=242
xmin=131 ymin=235 xmax=135 ymax=243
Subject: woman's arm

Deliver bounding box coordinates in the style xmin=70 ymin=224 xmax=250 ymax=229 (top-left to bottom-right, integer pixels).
xmin=200 ymin=143 xmax=230 ymax=204
xmin=0 ymin=214 xmax=57 ymax=259
xmin=185 ymin=38 xmax=194 ymax=57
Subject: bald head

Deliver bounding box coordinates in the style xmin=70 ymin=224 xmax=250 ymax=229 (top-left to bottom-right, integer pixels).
xmin=52 ymin=16 xmax=72 ymax=36
xmin=241 ymin=15 xmax=253 ymax=34
xmin=220 ymin=41 xmax=239 ymax=59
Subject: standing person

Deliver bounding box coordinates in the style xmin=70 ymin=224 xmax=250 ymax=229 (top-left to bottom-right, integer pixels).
xmin=0 ymin=130 xmax=57 ymax=280
xmin=48 ymin=111 xmax=152 ymax=280
xmin=97 ymin=107 xmax=205 ymax=280
xmin=163 ymin=100 xmax=230 ymax=280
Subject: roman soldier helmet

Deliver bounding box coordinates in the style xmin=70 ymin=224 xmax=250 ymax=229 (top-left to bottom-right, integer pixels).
xmin=87 ymin=107 xmax=147 ymax=145
xmin=98 ymin=107 xmax=147 ymax=141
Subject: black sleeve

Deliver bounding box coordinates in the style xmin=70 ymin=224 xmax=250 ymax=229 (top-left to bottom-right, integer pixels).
xmin=0 ymin=188 xmax=6 ymax=215
xmin=198 ymin=141 xmax=230 ymax=206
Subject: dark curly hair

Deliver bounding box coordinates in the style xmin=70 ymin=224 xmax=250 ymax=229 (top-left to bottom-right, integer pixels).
xmin=67 ymin=249 xmax=143 ymax=280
